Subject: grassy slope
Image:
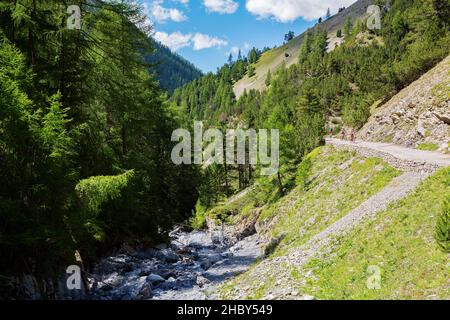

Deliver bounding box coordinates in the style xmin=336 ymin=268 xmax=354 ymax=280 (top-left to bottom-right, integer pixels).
xmin=219 ymin=147 xmax=449 ymax=300
xmin=233 ymin=0 xmax=372 ymax=98
xmin=219 ymin=146 xmax=401 ymax=299
xmin=304 ymin=167 xmax=450 ymax=300
xmin=233 ymin=34 xmax=305 ymax=98
xmin=259 ymin=146 xmax=400 ymax=255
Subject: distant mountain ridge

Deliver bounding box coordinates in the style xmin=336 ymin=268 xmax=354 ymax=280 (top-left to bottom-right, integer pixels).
xmin=147 ymin=39 xmax=203 ymax=93
xmin=233 ymin=0 xmax=373 ymax=98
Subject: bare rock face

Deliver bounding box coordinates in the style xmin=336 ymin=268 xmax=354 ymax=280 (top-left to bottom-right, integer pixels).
xmin=358 ymin=55 xmax=450 ymax=153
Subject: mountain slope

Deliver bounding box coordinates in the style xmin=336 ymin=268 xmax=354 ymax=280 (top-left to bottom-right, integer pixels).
xmin=147 ymin=40 xmax=203 ymax=93
xmin=358 ymin=54 xmax=450 ymax=153
xmin=233 ymin=0 xmax=373 ymax=98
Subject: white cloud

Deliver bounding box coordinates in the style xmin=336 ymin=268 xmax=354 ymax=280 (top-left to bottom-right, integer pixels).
xmin=204 ymin=0 xmax=239 ymax=14
xmin=154 ymin=31 xmax=228 ymax=51
xmin=192 ymin=33 xmax=228 ymax=50
xmin=154 ymin=31 xmax=192 ymax=50
xmin=227 ymin=43 xmax=251 ymax=58
xmin=245 ymin=0 xmax=357 ymax=22
xmin=230 ymin=46 xmax=240 ymax=56
xmin=149 ymin=0 xmax=187 ymax=23
xmin=172 ymin=0 xmax=189 ymax=4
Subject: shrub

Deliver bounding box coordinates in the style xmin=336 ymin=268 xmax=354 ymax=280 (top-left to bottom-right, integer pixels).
xmin=190 ymin=200 xmax=207 ymax=230
xmin=296 ymin=157 xmax=313 ymax=190
xmin=76 ymin=170 xmax=135 ymax=216
xmin=248 ymin=65 xmax=256 ymax=77
xmin=435 ymin=199 xmax=450 ymax=253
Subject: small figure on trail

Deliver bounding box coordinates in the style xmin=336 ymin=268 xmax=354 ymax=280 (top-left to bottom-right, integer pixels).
xmin=350 ymin=128 xmax=356 ymax=143
xmin=328 ymin=127 xmax=334 ymax=137
xmin=340 ymin=128 xmax=346 ymax=140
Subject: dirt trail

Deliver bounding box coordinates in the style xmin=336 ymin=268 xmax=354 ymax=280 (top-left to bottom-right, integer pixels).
xmin=327 ymin=138 xmax=450 ymax=171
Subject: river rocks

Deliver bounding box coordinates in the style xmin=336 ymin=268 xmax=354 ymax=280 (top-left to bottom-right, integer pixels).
xmin=87 ymin=229 xmax=262 ymax=300
xmin=196 ymin=276 xmax=210 ymax=288
xmin=137 ymin=284 xmax=153 ymax=300
xmin=200 ymin=260 xmax=212 ymax=270
xmin=138 ymin=270 xmax=150 ymax=277
xmin=199 ymin=253 xmax=223 ymax=270
xmin=95 ymin=255 xmax=136 ymax=275
xmin=439 ymin=142 xmax=449 ymax=153
xmin=147 ymin=274 xmax=165 ymax=285
xmin=157 ymin=269 xmax=177 ymax=280
xmin=120 ymin=244 xmax=138 ymax=256
xmin=159 ymin=249 xmax=180 ymax=263
xmin=433 ymin=111 xmax=450 ymax=125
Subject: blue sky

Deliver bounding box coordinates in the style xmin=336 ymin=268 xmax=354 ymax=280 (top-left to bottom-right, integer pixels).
xmin=143 ymin=0 xmax=357 ymax=72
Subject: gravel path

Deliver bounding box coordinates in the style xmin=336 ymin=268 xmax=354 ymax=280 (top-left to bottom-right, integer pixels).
xmin=326 ymin=138 xmax=450 ymax=172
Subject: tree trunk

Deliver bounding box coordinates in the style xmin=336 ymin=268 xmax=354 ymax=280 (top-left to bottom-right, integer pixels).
xmin=223 ymin=136 xmax=230 ymax=195
xmin=28 ymin=0 xmax=37 ymax=65
xmin=121 ymin=127 xmax=128 ymax=155
xmin=277 ymin=171 xmax=284 ymax=194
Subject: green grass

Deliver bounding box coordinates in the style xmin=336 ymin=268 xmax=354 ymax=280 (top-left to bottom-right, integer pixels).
xmin=259 ymin=146 xmax=400 ymax=256
xmin=303 ymin=168 xmax=450 ymax=300
xmin=418 ymin=143 xmax=439 ymax=151
xmin=219 ymin=146 xmax=401 ymax=299
xmin=233 ymin=34 xmax=305 ymax=97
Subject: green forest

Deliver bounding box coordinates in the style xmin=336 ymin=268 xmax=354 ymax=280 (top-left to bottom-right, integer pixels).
xmin=0 ymin=0 xmax=449 ymax=297
xmin=146 ymin=39 xmax=203 ymax=94
xmin=0 ymin=0 xmax=200 ymax=285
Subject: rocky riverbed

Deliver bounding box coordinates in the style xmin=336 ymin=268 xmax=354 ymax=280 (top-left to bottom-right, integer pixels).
xmin=87 ymin=228 xmax=262 ymax=300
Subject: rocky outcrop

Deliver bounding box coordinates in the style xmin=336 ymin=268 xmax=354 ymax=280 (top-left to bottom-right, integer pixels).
xmin=358 ymin=55 xmax=450 ymax=153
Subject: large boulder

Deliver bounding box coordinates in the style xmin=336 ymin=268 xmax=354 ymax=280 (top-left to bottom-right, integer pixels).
xmin=147 ymin=274 xmax=165 ymax=285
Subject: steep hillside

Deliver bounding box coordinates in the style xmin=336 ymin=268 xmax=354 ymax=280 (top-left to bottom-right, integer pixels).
xmin=358 ymin=55 xmax=450 ymax=153
xmin=233 ymin=0 xmax=372 ymax=98
xmin=218 ymin=143 xmax=449 ymax=300
xmin=146 ymin=40 xmax=203 ymax=93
